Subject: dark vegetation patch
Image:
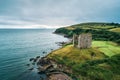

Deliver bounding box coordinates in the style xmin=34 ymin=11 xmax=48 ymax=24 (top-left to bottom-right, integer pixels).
xmin=52 ymin=54 xmax=120 ymax=80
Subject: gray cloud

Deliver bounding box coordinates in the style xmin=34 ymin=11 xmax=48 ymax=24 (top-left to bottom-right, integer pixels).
xmin=0 ymin=0 xmax=120 ymax=28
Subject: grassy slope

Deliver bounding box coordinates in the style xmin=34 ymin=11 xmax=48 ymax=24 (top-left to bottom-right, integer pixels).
xmin=55 ymin=22 xmax=120 ymax=44
xmin=47 ymin=41 xmax=120 ymax=80
xmin=110 ymin=28 xmax=120 ymax=33
xmin=92 ymin=41 xmax=120 ymax=57
xmin=48 ymin=41 xmax=120 ymax=64
xmin=51 ymin=22 xmax=120 ymax=80
xmin=66 ymin=22 xmax=120 ymax=30
xmin=48 ymin=45 xmax=107 ymax=64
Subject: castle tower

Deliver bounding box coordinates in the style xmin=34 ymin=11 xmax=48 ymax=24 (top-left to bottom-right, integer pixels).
xmin=78 ymin=33 xmax=92 ymax=48
xmin=73 ymin=33 xmax=92 ymax=49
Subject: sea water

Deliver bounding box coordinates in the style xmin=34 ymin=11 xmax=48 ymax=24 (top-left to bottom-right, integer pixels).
xmin=0 ymin=29 xmax=68 ymax=80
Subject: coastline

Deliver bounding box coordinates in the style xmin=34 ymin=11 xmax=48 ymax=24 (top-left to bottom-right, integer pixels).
xmin=36 ymin=41 xmax=73 ymax=80
xmin=28 ymin=26 xmax=120 ymax=80
xmin=28 ymin=44 xmax=73 ymax=80
xmin=0 ymin=29 xmax=70 ymax=80
xmin=26 ymin=31 xmax=73 ymax=80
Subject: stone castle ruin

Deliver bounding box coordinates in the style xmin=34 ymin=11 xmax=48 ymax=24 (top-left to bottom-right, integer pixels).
xmin=73 ymin=33 xmax=92 ymax=49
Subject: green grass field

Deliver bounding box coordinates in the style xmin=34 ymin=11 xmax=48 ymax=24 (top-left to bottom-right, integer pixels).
xmin=92 ymin=41 xmax=120 ymax=57
xmin=48 ymin=44 xmax=106 ymax=64
xmin=110 ymin=28 xmax=120 ymax=33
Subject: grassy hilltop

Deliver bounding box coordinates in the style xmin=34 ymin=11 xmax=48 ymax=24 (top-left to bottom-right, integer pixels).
xmin=55 ymin=22 xmax=120 ymax=44
xmin=47 ymin=22 xmax=120 ymax=80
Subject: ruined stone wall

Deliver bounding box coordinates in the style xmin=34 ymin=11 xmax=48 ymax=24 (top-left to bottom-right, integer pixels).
xmin=73 ymin=34 xmax=78 ymax=47
xmin=73 ymin=33 xmax=92 ymax=49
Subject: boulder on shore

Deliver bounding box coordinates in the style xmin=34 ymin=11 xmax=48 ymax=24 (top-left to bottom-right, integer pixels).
xmin=29 ymin=58 xmax=35 ymax=61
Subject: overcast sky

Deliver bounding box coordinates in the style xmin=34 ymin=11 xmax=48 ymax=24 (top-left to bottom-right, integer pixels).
xmin=0 ymin=0 xmax=120 ymax=28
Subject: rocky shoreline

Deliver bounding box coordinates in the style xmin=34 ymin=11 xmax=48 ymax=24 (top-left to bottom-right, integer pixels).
xmin=37 ymin=57 xmax=72 ymax=80
xmin=27 ymin=55 xmax=72 ymax=80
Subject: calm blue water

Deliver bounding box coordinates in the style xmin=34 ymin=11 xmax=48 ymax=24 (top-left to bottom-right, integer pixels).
xmin=0 ymin=29 xmax=68 ymax=80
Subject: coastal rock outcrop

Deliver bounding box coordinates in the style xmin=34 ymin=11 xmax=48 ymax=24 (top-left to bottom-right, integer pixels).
xmin=36 ymin=57 xmax=72 ymax=80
